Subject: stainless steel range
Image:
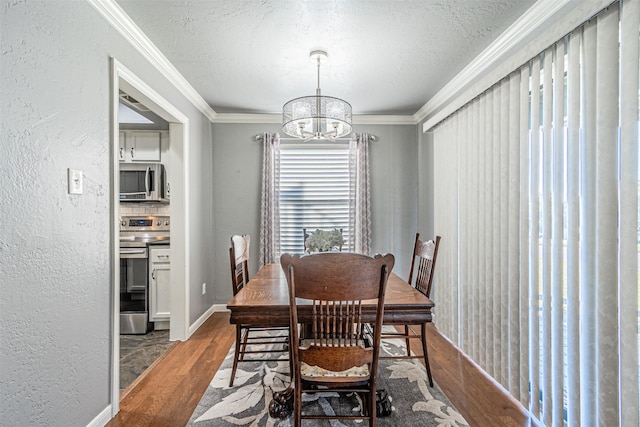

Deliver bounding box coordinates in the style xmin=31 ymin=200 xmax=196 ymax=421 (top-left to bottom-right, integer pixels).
xmin=119 ymin=215 xmax=170 ymax=334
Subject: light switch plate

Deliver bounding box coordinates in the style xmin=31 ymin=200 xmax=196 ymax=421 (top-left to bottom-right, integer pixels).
xmin=68 ymin=168 xmax=83 ymax=194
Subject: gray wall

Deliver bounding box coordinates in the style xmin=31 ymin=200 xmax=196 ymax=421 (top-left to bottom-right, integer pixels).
xmin=0 ymin=1 xmax=213 ymax=425
xmin=418 ymin=129 xmax=435 ymax=239
xmin=211 ymin=123 xmax=420 ymax=304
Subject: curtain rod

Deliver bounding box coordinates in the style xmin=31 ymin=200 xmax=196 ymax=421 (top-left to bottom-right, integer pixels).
xmin=254 ymin=134 xmax=377 ymax=142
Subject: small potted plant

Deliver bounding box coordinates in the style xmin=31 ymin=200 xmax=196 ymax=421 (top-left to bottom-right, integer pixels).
xmin=305 ymin=229 xmax=344 ymax=253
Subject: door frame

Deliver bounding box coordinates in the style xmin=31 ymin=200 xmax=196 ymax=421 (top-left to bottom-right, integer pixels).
xmin=110 ymin=58 xmax=190 ymax=415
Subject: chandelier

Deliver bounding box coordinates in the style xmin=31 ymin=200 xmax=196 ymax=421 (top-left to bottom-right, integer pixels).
xmin=282 ymin=50 xmax=352 ymax=140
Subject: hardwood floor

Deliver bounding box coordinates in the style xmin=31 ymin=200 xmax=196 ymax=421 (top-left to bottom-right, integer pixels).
xmin=423 ymin=323 xmax=538 ymax=427
xmin=107 ymin=312 xmax=536 ymax=427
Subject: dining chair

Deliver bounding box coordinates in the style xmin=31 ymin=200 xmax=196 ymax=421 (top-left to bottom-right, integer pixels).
xmin=228 ymin=234 xmax=289 ymax=387
xmin=380 ymin=233 xmax=441 ymax=387
xmin=280 ymin=252 xmax=395 ymax=427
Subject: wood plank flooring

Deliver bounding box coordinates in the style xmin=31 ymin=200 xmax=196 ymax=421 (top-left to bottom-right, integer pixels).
xmin=107 ymin=312 xmax=536 ymax=427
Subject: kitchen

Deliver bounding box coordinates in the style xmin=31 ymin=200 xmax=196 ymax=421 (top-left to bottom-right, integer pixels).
xmin=118 ymin=91 xmax=174 ymax=389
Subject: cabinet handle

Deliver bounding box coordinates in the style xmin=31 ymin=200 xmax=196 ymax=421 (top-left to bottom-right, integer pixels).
xmin=130 ymin=147 xmax=135 ymax=158
xmin=152 ymin=268 xmax=156 ymax=280
xmin=158 ymin=255 xmax=169 ymax=260
xmin=166 ymin=182 xmax=170 ymax=195
xmin=119 ymin=147 xmax=124 ymax=159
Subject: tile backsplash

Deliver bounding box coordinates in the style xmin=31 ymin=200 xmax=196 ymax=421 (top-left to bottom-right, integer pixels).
xmin=119 ymin=203 xmax=171 ymax=217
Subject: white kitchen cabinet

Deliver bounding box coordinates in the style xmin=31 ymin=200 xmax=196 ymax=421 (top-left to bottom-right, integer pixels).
xmin=119 ymin=130 xmax=162 ymax=162
xmin=149 ymin=246 xmax=171 ymax=325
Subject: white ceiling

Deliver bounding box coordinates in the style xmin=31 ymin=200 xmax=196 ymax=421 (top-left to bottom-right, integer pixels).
xmin=116 ymin=0 xmax=538 ymax=116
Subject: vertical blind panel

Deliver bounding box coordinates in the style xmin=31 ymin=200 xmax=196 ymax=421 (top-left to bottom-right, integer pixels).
xmin=541 ymin=46 xmax=554 ymax=426
xmin=469 ymin=104 xmax=477 ymax=355
xmin=439 ymin=120 xmax=448 ymax=334
xmin=447 ymin=117 xmax=456 ymax=337
xmin=519 ymin=63 xmax=532 ymax=406
xmin=447 ymin=117 xmax=456 ymax=336
xmin=551 ymin=39 xmax=566 ymax=427
xmin=619 ymin=0 xmax=640 ymax=425
xmin=580 ymin=18 xmax=598 ymax=425
xmin=439 ymin=118 xmax=452 ymax=337
xmin=595 ymin=5 xmax=621 ymax=425
xmin=452 ymin=116 xmax=460 ymax=344
xmin=566 ymin=28 xmax=581 ymax=427
xmin=508 ymin=71 xmax=522 ymax=396
xmin=459 ymin=105 xmax=470 ymax=353
xmin=470 ymin=100 xmax=480 ymax=362
xmin=529 ymin=55 xmax=542 ymax=420
xmin=433 ymin=123 xmax=449 ymax=336
xmin=493 ymin=84 xmax=503 ymax=383
xmin=484 ymin=88 xmax=496 ymax=378
xmin=453 ymin=115 xmax=459 ymax=338
xmin=498 ymin=78 xmax=509 ymax=388
xmin=456 ymin=112 xmax=465 ymax=348
xmin=478 ymin=93 xmax=488 ymax=370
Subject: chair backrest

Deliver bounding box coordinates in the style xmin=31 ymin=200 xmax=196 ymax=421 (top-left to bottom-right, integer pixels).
xmin=280 ymin=252 xmax=395 ymax=375
xmin=407 ymin=234 xmax=441 ymax=298
xmin=229 ymin=234 xmax=250 ymax=295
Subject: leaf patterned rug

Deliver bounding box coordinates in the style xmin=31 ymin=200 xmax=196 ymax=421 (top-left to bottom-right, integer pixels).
xmin=187 ymin=329 xmax=468 ymax=426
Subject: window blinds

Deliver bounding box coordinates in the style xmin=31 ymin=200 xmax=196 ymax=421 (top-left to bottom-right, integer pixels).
xmin=278 ymin=143 xmax=351 ymax=254
xmin=431 ymin=1 xmax=639 ymax=425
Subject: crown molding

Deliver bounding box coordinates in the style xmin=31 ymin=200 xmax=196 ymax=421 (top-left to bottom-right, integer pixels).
xmin=419 ymin=0 xmax=614 ymax=131
xmin=416 ymin=0 xmax=572 ymax=125
xmin=88 ymin=0 xmax=416 ymax=127
xmin=213 ymin=113 xmax=417 ymax=125
xmin=213 ymin=113 xmax=283 ymax=124
xmin=95 ymin=0 xmax=588 ymax=129
xmin=353 ymin=115 xmax=417 ymax=125
xmin=87 ymin=0 xmax=218 ymax=122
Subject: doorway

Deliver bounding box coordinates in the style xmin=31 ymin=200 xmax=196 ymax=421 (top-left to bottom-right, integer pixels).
xmin=110 ymin=58 xmax=189 ymax=416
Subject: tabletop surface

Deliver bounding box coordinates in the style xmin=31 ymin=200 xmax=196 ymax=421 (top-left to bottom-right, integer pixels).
xmin=227 ymin=264 xmax=434 ymax=325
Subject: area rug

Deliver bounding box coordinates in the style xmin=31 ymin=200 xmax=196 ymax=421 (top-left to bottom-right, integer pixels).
xmin=187 ymin=330 xmax=468 ymax=426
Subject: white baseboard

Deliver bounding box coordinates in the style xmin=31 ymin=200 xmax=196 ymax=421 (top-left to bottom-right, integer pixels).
xmin=153 ymin=320 xmax=170 ymax=330
xmin=188 ymin=303 xmax=217 ymax=336
xmin=87 ymin=404 xmax=112 ymax=427
xmin=213 ymin=303 xmax=230 ymax=312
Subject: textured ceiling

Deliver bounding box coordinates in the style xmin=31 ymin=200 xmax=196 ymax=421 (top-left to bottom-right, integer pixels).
xmin=116 ymin=0 xmax=537 ymax=115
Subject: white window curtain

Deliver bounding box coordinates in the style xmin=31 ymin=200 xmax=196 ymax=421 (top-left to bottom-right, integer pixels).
xmin=431 ymin=1 xmax=639 ymax=425
xmin=259 ymin=132 xmax=280 ymax=267
xmin=349 ymin=133 xmax=372 ymax=255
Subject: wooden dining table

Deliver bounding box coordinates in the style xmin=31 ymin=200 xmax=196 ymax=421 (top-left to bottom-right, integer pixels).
xmin=226 ymin=263 xmax=435 ymax=326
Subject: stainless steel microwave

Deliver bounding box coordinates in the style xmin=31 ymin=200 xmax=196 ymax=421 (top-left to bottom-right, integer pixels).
xmin=120 ymin=162 xmax=167 ymax=202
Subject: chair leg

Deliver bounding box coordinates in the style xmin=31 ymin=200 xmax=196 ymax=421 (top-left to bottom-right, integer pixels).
xmin=421 ymin=323 xmax=434 ymax=387
xmin=287 ymin=333 xmax=293 ymax=380
xmin=369 ymin=388 xmax=377 ymax=427
xmin=229 ymin=325 xmax=242 ymax=387
xmin=294 ymin=386 xmax=302 ymax=427
xmin=404 ymin=325 xmax=411 ymax=355
xmin=240 ymin=326 xmax=250 ymax=357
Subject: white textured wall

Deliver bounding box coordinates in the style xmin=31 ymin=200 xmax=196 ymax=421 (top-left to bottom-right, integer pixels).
xmin=0 ymin=1 xmax=213 ymax=424
xmin=211 ymin=123 xmax=419 ymax=305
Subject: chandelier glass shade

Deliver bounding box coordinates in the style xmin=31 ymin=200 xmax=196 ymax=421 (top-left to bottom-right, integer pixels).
xmin=282 ymin=51 xmax=352 ymax=140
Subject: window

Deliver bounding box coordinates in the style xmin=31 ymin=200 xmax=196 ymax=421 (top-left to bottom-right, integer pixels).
xmin=279 ymin=143 xmax=352 ymax=254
